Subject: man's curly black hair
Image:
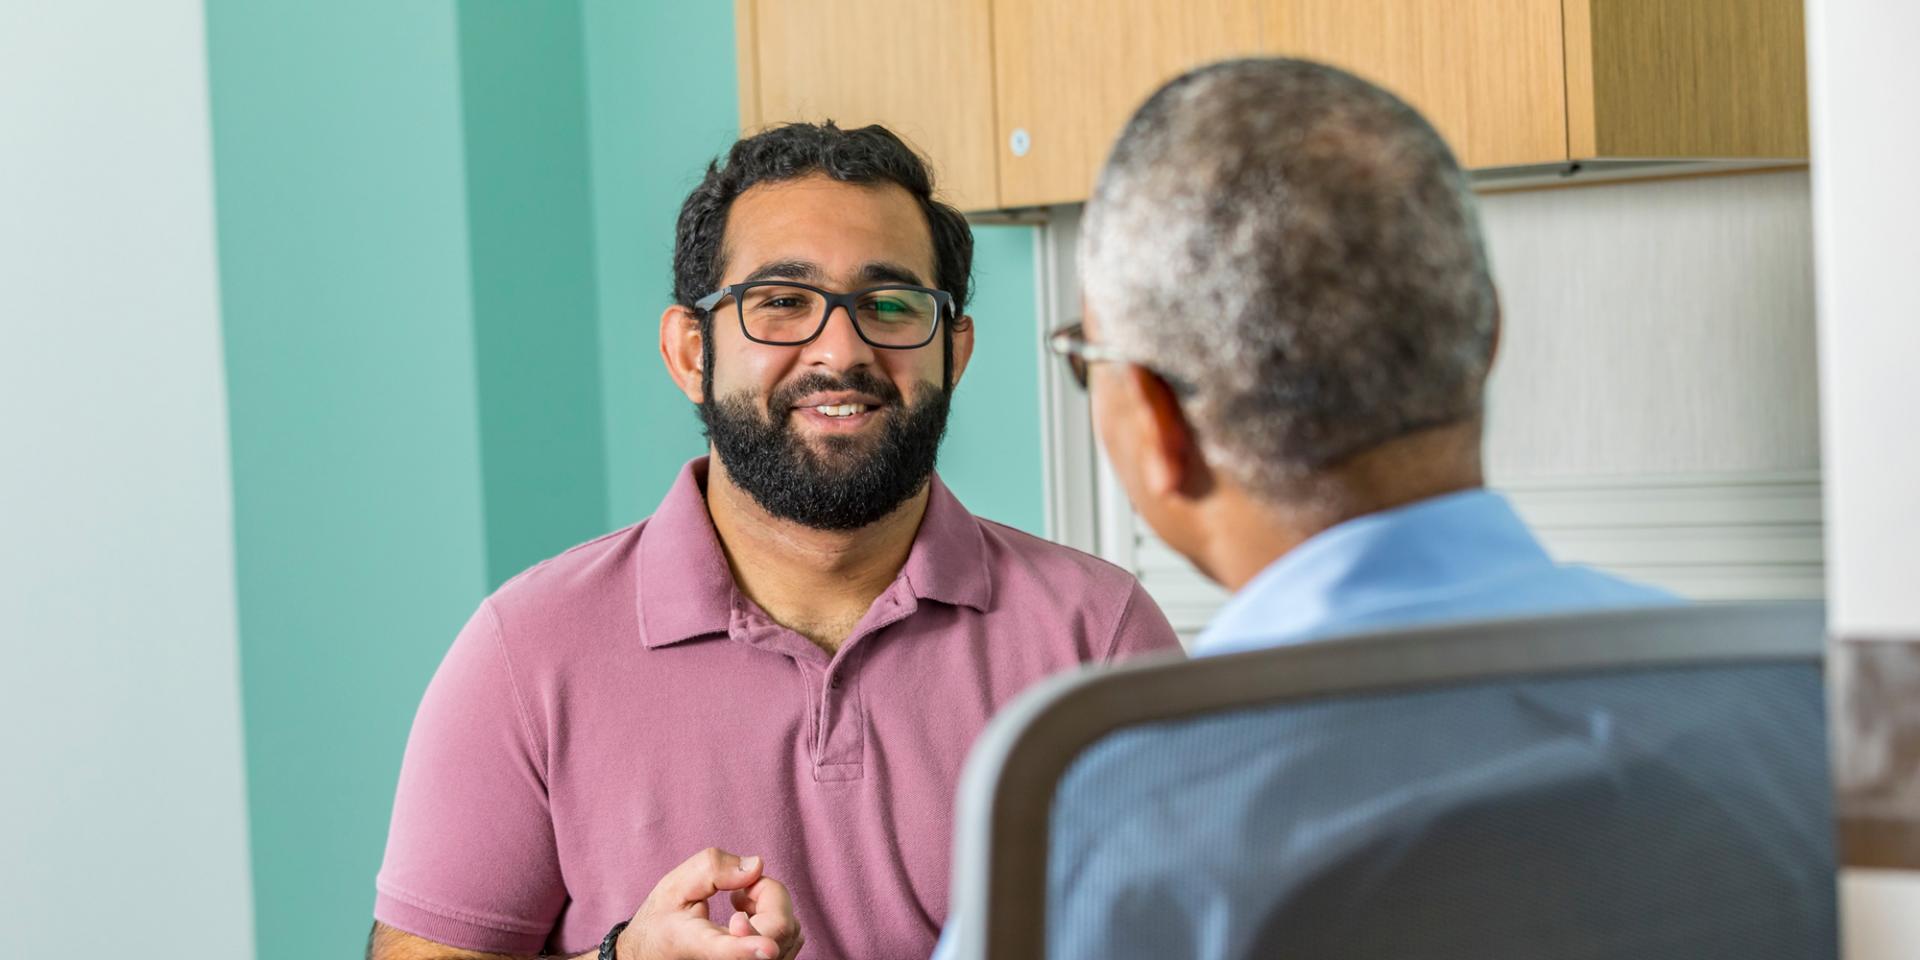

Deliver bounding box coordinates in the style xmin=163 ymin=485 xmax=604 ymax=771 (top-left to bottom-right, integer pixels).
xmin=671 ymin=122 xmax=976 ymax=323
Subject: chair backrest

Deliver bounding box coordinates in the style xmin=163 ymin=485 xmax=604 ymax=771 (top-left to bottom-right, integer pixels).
xmin=946 ymin=603 xmax=1836 ymax=960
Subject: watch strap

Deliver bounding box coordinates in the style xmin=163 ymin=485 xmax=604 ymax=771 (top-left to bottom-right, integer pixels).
xmin=598 ymin=920 xmax=630 ymax=960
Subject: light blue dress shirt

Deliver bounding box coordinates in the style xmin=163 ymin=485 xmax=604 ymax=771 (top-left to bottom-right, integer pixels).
xmin=1192 ymin=488 xmax=1677 ymax=656
xmin=933 ymin=489 xmax=1692 ymax=960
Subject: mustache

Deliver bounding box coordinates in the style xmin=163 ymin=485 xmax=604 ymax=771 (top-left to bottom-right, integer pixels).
xmin=767 ymin=369 xmax=905 ymax=412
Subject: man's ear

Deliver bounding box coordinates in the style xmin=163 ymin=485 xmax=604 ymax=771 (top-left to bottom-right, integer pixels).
xmin=660 ymin=305 xmax=706 ymax=403
xmin=1123 ymin=365 xmax=1212 ymax=502
xmin=946 ymin=314 xmax=975 ymax=391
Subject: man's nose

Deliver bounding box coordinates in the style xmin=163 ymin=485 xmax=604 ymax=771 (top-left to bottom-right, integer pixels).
xmin=800 ymin=300 xmax=878 ymax=370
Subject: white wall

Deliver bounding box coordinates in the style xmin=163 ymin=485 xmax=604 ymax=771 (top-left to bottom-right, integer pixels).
xmin=1807 ymin=0 xmax=1920 ymax=639
xmin=0 ymin=0 xmax=255 ymax=949
xmin=1480 ymin=172 xmax=1819 ymax=480
xmin=1843 ymin=870 xmax=1920 ymax=960
xmin=1807 ymin=2 xmax=1920 ymax=957
xmin=1480 ymin=172 xmax=1825 ymax=603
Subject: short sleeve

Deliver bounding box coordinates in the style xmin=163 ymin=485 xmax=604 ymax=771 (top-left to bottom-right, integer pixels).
xmin=373 ymin=600 xmax=566 ymax=954
xmin=1103 ymin=580 xmax=1184 ymax=663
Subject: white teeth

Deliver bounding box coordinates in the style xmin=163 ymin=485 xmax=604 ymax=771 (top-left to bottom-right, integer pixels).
xmin=813 ymin=404 xmax=868 ymax=418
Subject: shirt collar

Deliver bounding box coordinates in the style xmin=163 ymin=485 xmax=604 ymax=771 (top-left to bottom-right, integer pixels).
xmin=636 ymin=458 xmax=737 ymax=649
xmin=1192 ymin=489 xmax=1553 ymax=655
xmin=899 ymin=473 xmax=994 ymax=613
xmin=636 ymin=457 xmax=991 ymax=649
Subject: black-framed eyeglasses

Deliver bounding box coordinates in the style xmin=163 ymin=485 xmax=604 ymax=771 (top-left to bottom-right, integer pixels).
xmin=1047 ymin=321 xmax=1191 ymax=394
xmin=695 ymin=281 xmax=953 ymax=349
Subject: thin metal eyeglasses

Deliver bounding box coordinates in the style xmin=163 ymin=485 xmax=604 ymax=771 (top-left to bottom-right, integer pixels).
xmin=1048 ymin=320 xmax=1192 ymax=394
xmin=695 ymin=281 xmax=954 ymax=349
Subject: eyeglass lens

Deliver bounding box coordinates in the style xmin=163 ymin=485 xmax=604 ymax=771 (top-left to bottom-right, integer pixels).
xmin=736 ymin=282 xmax=938 ymax=347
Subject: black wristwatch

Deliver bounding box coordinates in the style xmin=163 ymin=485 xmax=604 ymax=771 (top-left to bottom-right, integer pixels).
xmin=599 ymin=920 xmax=630 ymax=960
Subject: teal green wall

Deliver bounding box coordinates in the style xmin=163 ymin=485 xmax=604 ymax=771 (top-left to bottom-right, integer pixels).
xmin=581 ymin=0 xmax=739 ymax=523
xmin=459 ymin=1 xmax=611 ymax=583
xmin=943 ymin=227 xmax=1045 ymax=535
xmin=209 ymin=2 xmax=1043 ymax=958
xmin=206 ymin=4 xmax=491 ymax=960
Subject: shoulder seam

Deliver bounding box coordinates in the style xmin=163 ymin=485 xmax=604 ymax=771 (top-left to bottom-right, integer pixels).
xmin=483 ymin=599 xmax=550 ymax=781
xmin=496 ymin=521 xmax=646 ymax=593
xmin=1099 ymin=581 xmax=1143 ymax=663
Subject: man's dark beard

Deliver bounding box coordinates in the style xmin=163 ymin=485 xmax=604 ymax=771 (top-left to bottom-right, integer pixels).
xmin=699 ymin=368 xmax=952 ymax=531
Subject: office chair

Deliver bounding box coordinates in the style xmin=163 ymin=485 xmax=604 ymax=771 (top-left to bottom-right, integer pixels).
xmin=946 ymin=603 xmax=1837 ymax=959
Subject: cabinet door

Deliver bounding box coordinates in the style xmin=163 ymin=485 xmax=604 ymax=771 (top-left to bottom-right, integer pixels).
xmin=738 ymin=0 xmax=1000 ymax=212
xmin=1565 ymin=0 xmax=1807 ymax=160
xmin=1263 ymin=0 xmax=1569 ymax=169
xmin=992 ymin=0 xmax=1270 ymax=209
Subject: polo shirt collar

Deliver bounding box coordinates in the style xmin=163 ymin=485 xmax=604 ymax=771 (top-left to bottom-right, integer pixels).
xmin=899 ymin=473 xmax=994 ymax=613
xmin=636 ymin=458 xmax=992 ymax=649
xmin=636 ymin=458 xmax=738 ymax=649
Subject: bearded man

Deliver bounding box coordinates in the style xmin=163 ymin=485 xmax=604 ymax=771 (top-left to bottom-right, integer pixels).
xmin=368 ymin=123 xmax=1180 ymax=960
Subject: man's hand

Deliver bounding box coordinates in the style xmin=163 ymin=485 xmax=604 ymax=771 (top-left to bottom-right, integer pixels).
xmin=616 ymin=848 xmax=804 ymax=960
xmin=367 ymin=849 xmax=802 ymax=960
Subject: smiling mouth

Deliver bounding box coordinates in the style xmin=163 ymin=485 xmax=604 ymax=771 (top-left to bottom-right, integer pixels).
xmin=809 ymin=403 xmax=872 ymax=419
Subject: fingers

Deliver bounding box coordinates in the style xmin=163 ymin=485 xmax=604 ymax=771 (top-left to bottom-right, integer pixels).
xmin=657 ymin=847 xmax=764 ymax=906
xmin=640 ymin=849 xmax=799 ymax=960
xmin=678 ymin=923 xmax=783 ymax=960
xmin=731 ymin=877 xmax=800 ymax=946
xmin=768 ymin=917 xmax=806 ymax=960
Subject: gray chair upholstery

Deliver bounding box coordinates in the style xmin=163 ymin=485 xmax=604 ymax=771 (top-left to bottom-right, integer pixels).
xmin=946 ymin=603 xmax=1837 ymax=959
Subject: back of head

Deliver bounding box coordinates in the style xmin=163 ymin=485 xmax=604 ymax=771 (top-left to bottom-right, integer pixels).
xmin=1080 ymin=58 xmax=1497 ymax=503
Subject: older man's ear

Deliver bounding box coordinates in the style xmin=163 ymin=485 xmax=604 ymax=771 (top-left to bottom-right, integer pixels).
xmin=1115 ymin=364 xmax=1213 ymax=503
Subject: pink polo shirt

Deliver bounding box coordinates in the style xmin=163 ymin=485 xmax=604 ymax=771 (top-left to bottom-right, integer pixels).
xmin=374 ymin=458 xmax=1180 ymax=957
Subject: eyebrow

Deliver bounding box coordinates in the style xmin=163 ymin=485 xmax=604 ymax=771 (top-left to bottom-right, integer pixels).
xmin=856 ymin=261 xmax=928 ymax=287
xmin=738 ymin=259 xmax=929 ymax=288
xmin=741 ymin=259 xmax=822 ymax=284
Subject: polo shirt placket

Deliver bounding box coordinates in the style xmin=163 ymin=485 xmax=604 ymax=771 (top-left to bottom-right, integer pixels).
xmin=726 ymin=582 xmax=922 ymax=783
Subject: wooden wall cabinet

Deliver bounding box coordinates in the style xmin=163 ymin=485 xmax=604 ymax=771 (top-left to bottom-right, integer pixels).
xmin=735 ymin=0 xmax=1000 ymax=212
xmin=1563 ymin=0 xmax=1808 ymax=160
xmin=1262 ymin=0 xmax=1808 ymax=172
xmin=990 ymin=0 xmax=1271 ymax=209
xmin=735 ymin=0 xmax=1808 ymax=213
xmin=1263 ymin=0 xmax=1572 ymax=169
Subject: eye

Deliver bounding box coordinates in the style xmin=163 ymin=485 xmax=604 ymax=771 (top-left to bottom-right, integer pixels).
xmin=742 ymin=287 xmax=816 ymax=314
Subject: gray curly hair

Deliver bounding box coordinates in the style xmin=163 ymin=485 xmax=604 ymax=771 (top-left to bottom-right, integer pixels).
xmin=1079 ymin=58 xmax=1497 ymax=501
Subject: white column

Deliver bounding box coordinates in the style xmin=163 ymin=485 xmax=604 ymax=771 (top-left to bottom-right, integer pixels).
xmin=1809 ymin=2 xmax=1920 ymax=637
xmin=0 ymin=0 xmax=255 ymax=951
xmin=1806 ymin=0 xmax=1920 ymax=956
